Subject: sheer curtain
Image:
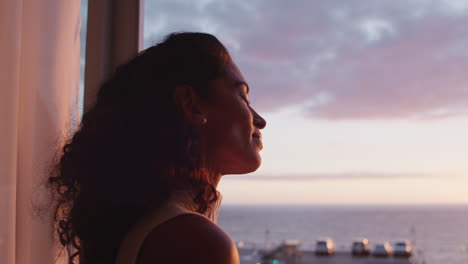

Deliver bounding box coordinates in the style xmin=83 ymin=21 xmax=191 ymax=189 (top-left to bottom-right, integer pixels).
xmin=0 ymin=0 xmax=81 ymax=263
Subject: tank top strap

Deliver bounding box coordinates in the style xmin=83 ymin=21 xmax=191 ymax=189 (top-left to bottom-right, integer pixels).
xmin=115 ymin=191 xmax=222 ymax=264
xmin=115 ymin=205 xmax=198 ymax=264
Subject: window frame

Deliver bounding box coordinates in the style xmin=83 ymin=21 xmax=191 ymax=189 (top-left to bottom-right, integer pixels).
xmin=83 ymin=0 xmax=144 ymax=112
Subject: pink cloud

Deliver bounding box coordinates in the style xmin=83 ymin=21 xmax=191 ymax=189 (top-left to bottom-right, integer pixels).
xmin=143 ymin=0 xmax=468 ymax=119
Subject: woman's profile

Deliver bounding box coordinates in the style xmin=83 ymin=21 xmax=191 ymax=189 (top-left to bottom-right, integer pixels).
xmin=47 ymin=32 xmax=266 ymax=264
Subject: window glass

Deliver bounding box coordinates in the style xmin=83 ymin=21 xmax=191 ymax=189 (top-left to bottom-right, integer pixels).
xmin=79 ymin=0 xmax=88 ymax=117
xmin=143 ymin=1 xmax=468 ymax=263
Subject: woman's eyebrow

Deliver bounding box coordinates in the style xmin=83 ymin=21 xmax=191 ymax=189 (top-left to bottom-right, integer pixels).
xmin=236 ymin=81 xmax=250 ymax=94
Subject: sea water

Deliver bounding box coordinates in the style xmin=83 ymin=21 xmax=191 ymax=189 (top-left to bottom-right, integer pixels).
xmin=218 ymin=205 xmax=468 ymax=264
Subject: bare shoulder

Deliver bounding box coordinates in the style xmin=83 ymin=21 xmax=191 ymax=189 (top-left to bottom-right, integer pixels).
xmin=137 ymin=213 xmax=240 ymax=264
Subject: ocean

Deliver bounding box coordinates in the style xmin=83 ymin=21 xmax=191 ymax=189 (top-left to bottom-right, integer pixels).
xmin=217 ymin=205 xmax=468 ymax=264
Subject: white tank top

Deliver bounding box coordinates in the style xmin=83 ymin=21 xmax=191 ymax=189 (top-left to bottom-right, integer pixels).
xmin=115 ymin=191 xmax=223 ymax=264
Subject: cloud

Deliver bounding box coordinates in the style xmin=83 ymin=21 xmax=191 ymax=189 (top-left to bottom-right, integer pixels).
xmin=223 ymin=172 xmax=438 ymax=182
xmin=143 ymin=0 xmax=468 ymax=120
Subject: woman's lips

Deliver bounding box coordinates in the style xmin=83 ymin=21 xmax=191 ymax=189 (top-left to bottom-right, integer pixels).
xmin=252 ymin=132 xmax=262 ymax=140
xmin=252 ymin=134 xmax=263 ymax=149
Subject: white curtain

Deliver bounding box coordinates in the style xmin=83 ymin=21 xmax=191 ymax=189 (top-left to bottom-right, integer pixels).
xmin=0 ymin=0 xmax=81 ymax=263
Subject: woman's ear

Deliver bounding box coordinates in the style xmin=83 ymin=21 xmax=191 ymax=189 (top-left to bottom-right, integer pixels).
xmin=173 ymin=85 xmax=207 ymax=125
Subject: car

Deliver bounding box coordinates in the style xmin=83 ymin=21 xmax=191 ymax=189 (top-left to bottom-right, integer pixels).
xmin=373 ymin=242 xmax=392 ymax=257
xmin=351 ymin=238 xmax=371 ymax=256
xmin=393 ymin=241 xmax=412 ymax=257
xmin=315 ymin=238 xmax=335 ymax=255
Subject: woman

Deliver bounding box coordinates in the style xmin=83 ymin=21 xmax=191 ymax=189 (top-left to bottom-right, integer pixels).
xmin=48 ymin=32 xmax=266 ymax=264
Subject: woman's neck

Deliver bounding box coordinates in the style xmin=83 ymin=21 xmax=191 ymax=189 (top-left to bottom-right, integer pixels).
xmin=210 ymin=172 xmax=222 ymax=188
xmin=162 ymin=167 xmax=222 ymax=187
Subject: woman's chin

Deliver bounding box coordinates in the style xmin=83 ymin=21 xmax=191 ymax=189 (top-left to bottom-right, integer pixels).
xmin=230 ymin=158 xmax=262 ymax=175
xmin=215 ymin=151 xmax=262 ymax=175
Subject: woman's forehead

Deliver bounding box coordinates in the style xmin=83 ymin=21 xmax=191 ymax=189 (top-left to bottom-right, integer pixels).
xmin=224 ymin=61 xmax=248 ymax=89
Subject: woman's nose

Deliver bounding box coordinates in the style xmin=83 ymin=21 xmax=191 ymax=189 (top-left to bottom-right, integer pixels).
xmin=252 ymin=109 xmax=267 ymax=129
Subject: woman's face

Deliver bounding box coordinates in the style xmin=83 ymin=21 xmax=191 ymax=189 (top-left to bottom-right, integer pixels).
xmin=200 ymin=60 xmax=267 ymax=175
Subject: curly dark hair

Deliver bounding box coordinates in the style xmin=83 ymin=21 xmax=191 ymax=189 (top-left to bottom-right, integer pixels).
xmin=47 ymin=32 xmax=231 ymax=264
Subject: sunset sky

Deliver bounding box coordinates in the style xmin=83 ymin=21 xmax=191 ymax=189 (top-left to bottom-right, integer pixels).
xmin=105 ymin=0 xmax=468 ymax=204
